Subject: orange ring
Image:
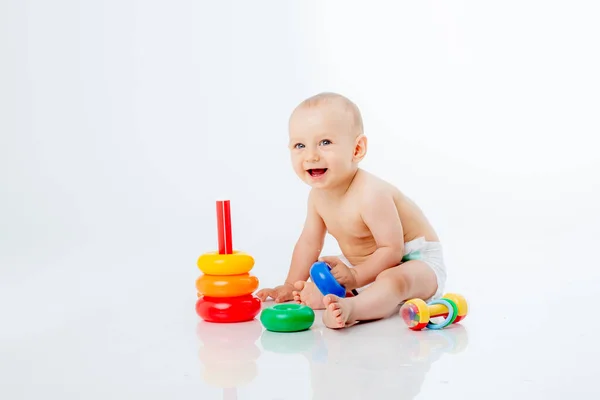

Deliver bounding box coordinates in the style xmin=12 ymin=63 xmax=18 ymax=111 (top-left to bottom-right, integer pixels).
xmin=197 ymin=251 xmax=254 ymax=276
xmin=196 ymin=273 xmax=259 ymax=297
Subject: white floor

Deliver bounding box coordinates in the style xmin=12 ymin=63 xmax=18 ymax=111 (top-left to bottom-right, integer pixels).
xmin=1 ymin=228 xmax=599 ymax=399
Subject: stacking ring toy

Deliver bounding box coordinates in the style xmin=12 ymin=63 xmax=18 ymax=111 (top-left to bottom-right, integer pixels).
xmin=309 ymin=261 xmax=347 ymax=297
xmin=260 ymin=304 xmax=315 ymax=332
xmin=196 ymin=273 xmax=259 ymax=298
xmin=400 ymin=293 xmax=468 ymax=330
xmin=197 ymin=250 xmax=254 ymax=276
xmin=194 ymin=200 xmax=261 ymax=324
xmin=196 ymin=294 xmax=261 ymax=323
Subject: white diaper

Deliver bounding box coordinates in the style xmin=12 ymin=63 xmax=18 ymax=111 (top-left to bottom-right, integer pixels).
xmin=338 ymin=236 xmax=447 ymax=302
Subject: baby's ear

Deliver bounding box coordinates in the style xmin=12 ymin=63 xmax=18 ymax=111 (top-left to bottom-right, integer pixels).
xmin=353 ymin=134 xmax=367 ymax=161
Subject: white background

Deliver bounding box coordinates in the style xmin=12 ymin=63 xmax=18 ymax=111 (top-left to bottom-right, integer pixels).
xmin=1 ymin=1 xmax=599 ymax=398
xmin=2 ymin=0 xmax=598 ymax=285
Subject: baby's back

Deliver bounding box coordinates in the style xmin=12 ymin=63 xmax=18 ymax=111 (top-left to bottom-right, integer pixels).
xmin=313 ymin=169 xmax=439 ymax=266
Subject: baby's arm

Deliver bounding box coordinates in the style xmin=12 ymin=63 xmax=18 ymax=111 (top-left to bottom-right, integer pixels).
xmin=284 ymin=192 xmax=327 ymax=285
xmin=256 ymin=193 xmax=326 ymax=302
xmin=352 ymin=190 xmax=405 ymax=288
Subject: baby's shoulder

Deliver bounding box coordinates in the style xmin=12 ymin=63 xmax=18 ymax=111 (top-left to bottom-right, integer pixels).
xmin=353 ymin=169 xmax=403 ymax=200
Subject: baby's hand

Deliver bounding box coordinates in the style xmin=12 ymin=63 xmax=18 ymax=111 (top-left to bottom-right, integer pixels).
xmin=256 ymin=283 xmax=295 ymax=303
xmin=319 ymin=256 xmax=358 ymax=289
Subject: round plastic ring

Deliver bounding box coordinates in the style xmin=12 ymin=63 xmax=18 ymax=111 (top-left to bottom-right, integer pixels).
xmin=260 ymin=304 xmax=315 ymax=332
xmin=309 ymin=261 xmax=346 ymax=297
xmin=197 ymin=250 xmax=255 ymax=275
xmin=195 ymin=273 xmax=259 ymax=297
xmin=444 ymin=298 xmax=459 ymax=325
xmin=426 ymin=299 xmax=456 ymax=330
xmin=196 ymin=294 xmax=261 ymax=323
xmin=442 ymin=293 xmax=468 ymax=323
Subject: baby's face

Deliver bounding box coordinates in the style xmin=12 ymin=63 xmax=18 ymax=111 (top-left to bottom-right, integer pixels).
xmin=288 ymin=105 xmax=358 ymax=189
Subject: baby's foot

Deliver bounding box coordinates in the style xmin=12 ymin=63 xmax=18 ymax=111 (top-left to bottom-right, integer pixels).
xmin=322 ymin=294 xmax=356 ymax=329
xmin=292 ymin=281 xmax=325 ymax=309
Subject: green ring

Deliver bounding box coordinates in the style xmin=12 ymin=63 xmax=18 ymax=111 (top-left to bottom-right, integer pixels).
xmin=260 ymin=304 xmax=315 ymax=332
xmin=444 ymin=298 xmax=459 ymax=325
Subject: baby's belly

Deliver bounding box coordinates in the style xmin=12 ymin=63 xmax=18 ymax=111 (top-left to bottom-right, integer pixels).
xmin=338 ymin=241 xmax=377 ymax=267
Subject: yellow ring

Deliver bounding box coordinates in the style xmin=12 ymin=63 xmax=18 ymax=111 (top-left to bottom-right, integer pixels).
xmin=197 ymin=250 xmax=254 ymax=275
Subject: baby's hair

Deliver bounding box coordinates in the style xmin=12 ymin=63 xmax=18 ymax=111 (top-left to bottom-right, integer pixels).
xmin=293 ymin=92 xmax=364 ymax=137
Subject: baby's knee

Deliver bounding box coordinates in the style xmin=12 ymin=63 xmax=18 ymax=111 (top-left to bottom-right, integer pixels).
xmin=376 ymin=267 xmax=411 ymax=293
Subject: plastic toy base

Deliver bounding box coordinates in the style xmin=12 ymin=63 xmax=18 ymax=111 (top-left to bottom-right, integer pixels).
xmin=309 ymin=261 xmax=346 ymax=297
xmin=197 ymin=250 xmax=255 ymax=275
xmin=260 ymin=303 xmax=315 ymax=332
xmin=196 ymin=294 xmax=261 ymax=323
xmin=195 ymin=273 xmax=259 ymax=297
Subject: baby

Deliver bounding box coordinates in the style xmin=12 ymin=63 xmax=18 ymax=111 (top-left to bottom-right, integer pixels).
xmin=256 ymin=92 xmax=447 ymax=329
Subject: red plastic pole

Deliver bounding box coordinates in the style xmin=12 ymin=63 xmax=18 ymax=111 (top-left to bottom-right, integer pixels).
xmin=216 ymin=200 xmax=232 ymax=254
xmin=223 ymin=200 xmax=232 ymax=254
xmin=217 ymin=201 xmax=225 ymax=254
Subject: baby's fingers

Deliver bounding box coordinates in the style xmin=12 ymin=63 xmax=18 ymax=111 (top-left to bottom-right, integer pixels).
xmin=330 ymin=265 xmax=344 ymax=277
xmin=256 ymin=288 xmax=273 ymax=301
xmin=275 ymin=294 xmax=289 ymax=303
xmin=319 ymin=256 xmax=339 ymax=267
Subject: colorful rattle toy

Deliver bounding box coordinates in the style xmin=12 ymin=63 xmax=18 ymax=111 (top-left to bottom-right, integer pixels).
xmin=309 ymin=261 xmax=358 ymax=297
xmin=400 ymin=293 xmax=468 ymax=330
xmin=195 ymin=200 xmax=261 ymax=323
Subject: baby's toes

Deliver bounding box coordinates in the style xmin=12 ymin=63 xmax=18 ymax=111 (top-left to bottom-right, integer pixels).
xmin=330 ymin=305 xmax=341 ymax=318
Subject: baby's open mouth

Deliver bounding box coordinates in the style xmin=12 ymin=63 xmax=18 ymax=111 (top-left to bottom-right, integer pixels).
xmin=307 ymin=168 xmax=327 ymax=177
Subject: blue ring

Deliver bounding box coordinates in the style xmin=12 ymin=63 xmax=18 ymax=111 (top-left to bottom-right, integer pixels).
xmin=426 ymin=299 xmax=455 ymax=330
xmin=309 ymin=262 xmax=346 ymax=297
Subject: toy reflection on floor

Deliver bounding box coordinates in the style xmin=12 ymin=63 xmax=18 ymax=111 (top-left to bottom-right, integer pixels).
xmin=196 ymin=319 xmax=263 ymax=399
xmin=195 ymin=200 xmax=261 ymax=323
xmin=259 ymin=321 xmax=469 ymax=400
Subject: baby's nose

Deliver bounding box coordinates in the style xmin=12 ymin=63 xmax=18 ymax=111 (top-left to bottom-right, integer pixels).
xmin=305 ymin=150 xmax=319 ymax=162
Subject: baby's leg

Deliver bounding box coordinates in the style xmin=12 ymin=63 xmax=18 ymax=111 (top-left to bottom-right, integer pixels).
xmin=322 ymin=260 xmax=437 ymax=328
xmin=293 ymin=281 xmax=326 ymax=310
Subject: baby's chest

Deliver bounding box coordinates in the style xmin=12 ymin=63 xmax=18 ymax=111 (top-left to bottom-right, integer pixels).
xmin=320 ymin=207 xmax=369 ymax=238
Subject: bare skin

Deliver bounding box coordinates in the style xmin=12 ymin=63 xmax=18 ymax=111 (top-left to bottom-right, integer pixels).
xmin=291 ymin=170 xmax=439 ymax=309
xmin=322 ymin=259 xmax=437 ymax=328
xmin=293 ymin=281 xmax=324 ymax=309
xmin=256 ymin=92 xmax=443 ymax=328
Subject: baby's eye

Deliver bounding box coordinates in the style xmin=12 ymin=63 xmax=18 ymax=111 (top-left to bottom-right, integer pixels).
xmin=294 ymin=143 xmax=305 ymax=149
xmin=319 ymin=139 xmax=332 ymax=145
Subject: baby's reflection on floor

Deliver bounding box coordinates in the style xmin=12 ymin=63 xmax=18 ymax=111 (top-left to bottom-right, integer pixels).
xmin=261 ymin=316 xmax=469 ymax=400
xmin=195 ymin=311 xmax=468 ymax=400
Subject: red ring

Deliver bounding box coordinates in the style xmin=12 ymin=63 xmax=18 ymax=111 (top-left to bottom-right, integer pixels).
xmin=196 ymin=294 xmax=261 ymax=323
